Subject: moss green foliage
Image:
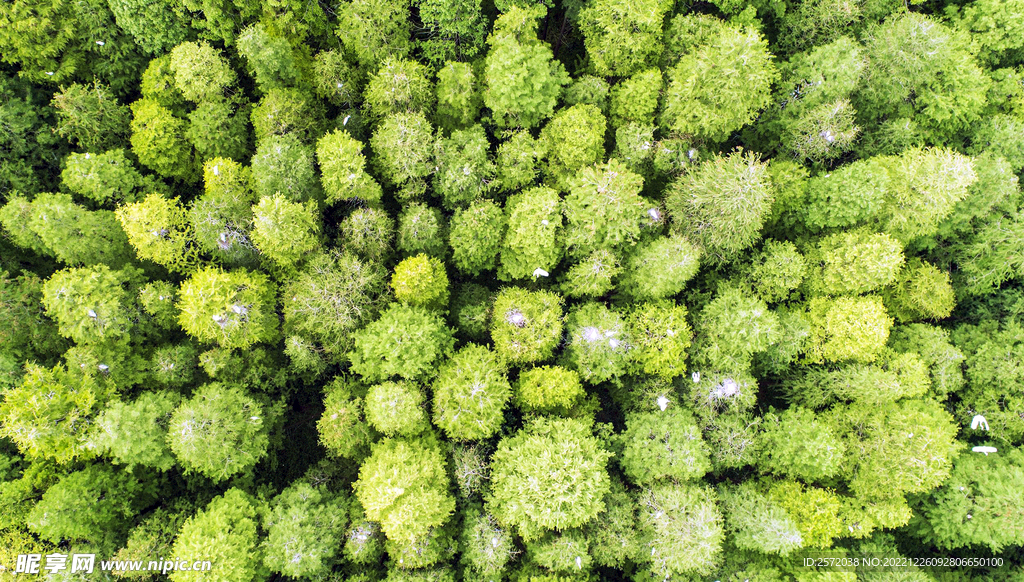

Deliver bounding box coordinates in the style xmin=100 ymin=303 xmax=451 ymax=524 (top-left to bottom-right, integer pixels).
xmin=2 ymin=3 xmax=1021 ymax=579
xmin=487 ymin=417 xmax=611 ymax=540
xmin=432 ymin=344 xmax=511 ymax=440
xmin=348 ymin=304 xmax=455 ymax=382
xmin=450 ymin=199 xmax=506 ymax=275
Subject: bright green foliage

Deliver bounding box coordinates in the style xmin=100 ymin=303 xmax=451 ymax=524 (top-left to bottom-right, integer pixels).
xmin=609 ymin=69 xmax=662 ymax=128
xmin=365 ymin=381 xmax=430 ymax=436
xmin=416 ymin=0 xmax=487 ymax=65
xmin=494 ymin=130 xmax=544 ymax=191
xmin=830 ymin=399 xmax=958 ymax=498
xmin=491 ymin=287 xmax=563 ymax=365
xmin=251 ymin=133 xmax=322 ymax=203
xmin=0 ymin=363 xmax=103 ymax=463
xmin=526 ymin=529 xmax=592 ymax=572
xmin=783 ymin=99 xmax=860 ymax=165
xmin=563 ymin=159 xmax=645 ymax=258
xmin=15 ymin=193 xmax=136 ymax=267
xmin=805 ymin=295 xmax=892 ymax=364
xmin=371 ymin=111 xmax=435 ymax=201
xmin=620 ymin=408 xmax=710 ymax=485
xmin=802 ymin=158 xmax=889 ymax=231
xmin=190 ymin=158 xmax=259 ymax=265
xmin=317 ymin=376 xmax=375 ymax=459
xmin=626 ymin=301 xmax=692 ymax=379
xmin=882 ymin=259 xmax=955 ymax=323
xmin=336 ymin=0 xmax=413 ymax=69
xmin=317 ymin=129 xmax=383 ymax=206
xmin=635 ymin=482 xmax=724 ymax=578
xmin=186 ymin=101 xmax=252 ymax=163
xmin=348 ymin=303 xmax=455 ymax=382
xmin=353 ymin=437 xmax=455 ymax=542
xmin=912 ymin=447 xmax=1024 ymax=552
xmin=434 ymin=125 xmax=494 ymax=210
xmin=483 ymin=5 xmax=569 ymax=129
xmin=236 ymin=23 xmax=306 ymax=92
xmin=385 ymin=521 xmax=458 ymax=567
xmin=130 ymin=98 xmax=197 ymax=182
xmin=433 ymin=344 xmax=511 ymax=440
xmin=250 ymin=88 xmax=325 ymax=144
xmin=169 ymin=42 xmax=237 ymax=103
xmin=612 ymin=123 xmax=656 ymax=176
xmin=41 ymin=264 xmax=138 ymax=345
xmin=968 ymin=114 xmax=1024 ymax=173
xmin=435 ymin=62 xmax=481 ymax=132
xmin=766 ymin=479 xmax=844 ymax=549
xmin=685 ymin=370 xmax=759 ymax=422
xmin=284 ymin=251 xmax=386 ymax=356
xmin=695 ymin=288 xmax=780 ymax=371
xmin=398 ymin=201 xmax=448 ymax=258
xmin=879 ymin=148 xmax=977 ymax=243
xmin=561 ymin=302 xmax=630 ymax=384
xmin=560 ymin=250 xmax=620 ymax=298
xmin=171 ymin=489 xmax=266 ymax=582
xmin=52 ymin=82 xmax=131 ymax=151
xmin=109 ymin=505 xmax=190 ymax=579
xmin=251 ymin=194 xmax=321 ymax=268
xmin=665 ymin=151 xmax=772 ymax=265
xmin=789 ymin=348 xmax=931 ymax=408
xmin=391 ymin=254 xmax=449 ymax=311
xmin=660 ymin=14 xmax=776 ymax=142
xmin=117 ymin=194 xmax=198 ymax=273
xmin=365 ymin=58 xmax=434 ymax=120
xmin=760 ymin=407 xmax=845 ymax=481
xmin=27 ymin=464 xmax=142 ymax=550
xmin=460 ymin=505 xmax=517 ymax=577
xmin=540 ymin=104 xmax=606 ymax=191
xmin=61 ymin=149 xmax=144 ymax=206
xmin=805 ymin=230 xmax=905 ymax=296
xmin=578 ymin=0 xmax=670 ymax=77
xmin=312 ymin=50 xmax=365 ymax=108
xmin=140 ymin=54 xmax=187 ymax=113
xmin=177 ymin=267 xmax=279 ymax=349
xmin=262 ymin=482 xmax=348 ymax=578
xmin=617 ymin=234 xmax=701 ymax=300
xmin=450 ymin=199 xmax=506 ymax=275
xmin=888 ymin=324 xmax=965 ymax=400
xmin=499 ymin=187 xmax=562 ymax=280
xmin=339 ymin=207 xmax=394 ymax=262
xmin=488 ymin=417 xmax=612 ymax=540
xmin=719 ymin=482 xmax=803 ymax=557
xmin=747 ymin=240 xmax=806 ymax=303
xmin=514 ymin=365 xmax=584 ymax=414
xmin=951 ymin=0 xmax=1024 ymax=66
xmin=167 ymin=383 xmax=269 ymax=481
xmin=584 ymin=481 xmax=640 ymax=568
xmin=857 ymin=13 xmax=990 ymax=142
xmin=89 ymin=391 xmax=180 ymax=470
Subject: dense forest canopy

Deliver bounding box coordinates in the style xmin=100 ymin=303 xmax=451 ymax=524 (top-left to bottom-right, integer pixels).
xmin=1 ymin=0 xmax=1024 ymax=579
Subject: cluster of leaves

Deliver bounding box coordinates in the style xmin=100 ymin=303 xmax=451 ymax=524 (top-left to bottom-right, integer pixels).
xmin=1 ymin=0 xmax=1023 ymax=579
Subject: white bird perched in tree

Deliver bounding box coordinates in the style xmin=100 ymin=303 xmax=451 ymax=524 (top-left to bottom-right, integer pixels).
xmin=972 ymin=446 xmax=997 ymax=456
xmin=533 ymin=268 xmax=549 ymax=277
xmin=971 ymin=415 xmax=990 ymax=431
